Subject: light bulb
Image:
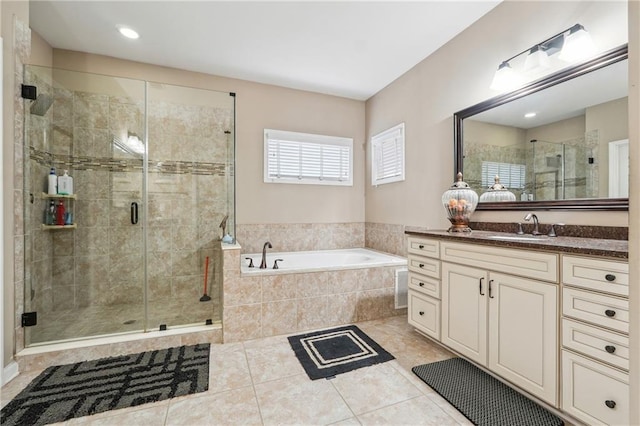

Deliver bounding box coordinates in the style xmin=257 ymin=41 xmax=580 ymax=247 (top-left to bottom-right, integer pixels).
xmin=559 ymin=24 xmax=595 ymax=62
xmin=490 ymin=62 xmax=523 ymax=91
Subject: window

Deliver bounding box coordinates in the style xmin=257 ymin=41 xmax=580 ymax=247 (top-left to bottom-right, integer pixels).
xmin=264 ymin=129 xmax=353 ymax=186
xmin=371 ymin=123 xmax=405 ymax=186
xmin=481 ymin=161 xmax=526 ymax=189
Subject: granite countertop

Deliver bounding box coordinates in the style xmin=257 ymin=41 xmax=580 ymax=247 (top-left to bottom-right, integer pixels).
xmin=405 ymin=226 xmax=629 ymax=259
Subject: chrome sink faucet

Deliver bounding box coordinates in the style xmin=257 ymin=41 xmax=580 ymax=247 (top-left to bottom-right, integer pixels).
xmin=260 ymin=241 xmax=272 ymax=269
xmin=524 ymin=213 xmax=541 ymax=235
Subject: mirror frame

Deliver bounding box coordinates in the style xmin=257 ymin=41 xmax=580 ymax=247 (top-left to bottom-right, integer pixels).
xmin=454 ymin=44 xmax=628 ymax=211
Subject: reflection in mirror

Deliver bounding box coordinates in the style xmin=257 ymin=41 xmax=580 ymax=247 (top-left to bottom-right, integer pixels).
xmin=455 ymin=45 xmax=629 ymax=210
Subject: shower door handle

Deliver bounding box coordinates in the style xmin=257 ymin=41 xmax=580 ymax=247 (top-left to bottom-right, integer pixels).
xmin=131 ymin=202 xmax=139 ymax=225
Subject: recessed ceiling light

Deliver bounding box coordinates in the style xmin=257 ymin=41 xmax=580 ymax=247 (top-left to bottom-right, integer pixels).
xmin=524 ymin=112 xmax=537 ymax=118
xmin=117 ymin=26 xmax=140 ymax=40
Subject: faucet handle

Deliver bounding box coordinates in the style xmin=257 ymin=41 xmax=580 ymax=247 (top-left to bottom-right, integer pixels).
xmin=515 ymin=223 xmax=524 ymax=235
xmin=547 ymin=223 xmax=565 ymax=237
xmin=273 ymin=259 xmax=284 ymax=269
xmin=245 ymin=257 xmax=254 ymax=268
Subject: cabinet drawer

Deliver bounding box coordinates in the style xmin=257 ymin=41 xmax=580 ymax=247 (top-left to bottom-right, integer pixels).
xmin=562 ymin=350 xmax=629 ymax=426
xmin=408 ymin=273 xmax=440 ymax=299
xmin=408 ymin=291 xmax=440 ymax=340
xmin=562 ymin=319 xmax=629 ymax=370
xmin=562 ymin=255 xmax=628 ymax=297
xmin=563 ymin=288 xmax=629 ymax=334
xmin=408 ymin=255 xmax=440 ymax=279
xmin=407 ymin=237 xmax=439 ymax=258
xmin=440 ymin=242 xmax=558 ymax=282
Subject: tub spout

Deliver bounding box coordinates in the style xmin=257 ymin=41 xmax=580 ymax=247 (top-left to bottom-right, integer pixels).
xmin=260 ymin=241 xmax=272 ymax=269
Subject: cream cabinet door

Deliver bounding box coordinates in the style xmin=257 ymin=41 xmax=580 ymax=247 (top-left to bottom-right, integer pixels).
xmin=441 ymin=263 xmax=488 ymax=365
xmin=488 ymin=273 xmax=558 ymax=406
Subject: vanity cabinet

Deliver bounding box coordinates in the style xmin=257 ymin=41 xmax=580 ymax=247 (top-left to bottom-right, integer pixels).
xmin=440 ymin=245 xmax=558 ymax=405
xmin=560 ymin=255 xmax=630 ymax=425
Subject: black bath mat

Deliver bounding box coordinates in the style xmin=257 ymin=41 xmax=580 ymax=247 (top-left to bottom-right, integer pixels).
xmin=288 ymin=325 xmax=394 ymax=380
xmin=412 ymin=358 xmax=563 ymax=426
xmin=1 ymin=343 xmax=210 ymax=426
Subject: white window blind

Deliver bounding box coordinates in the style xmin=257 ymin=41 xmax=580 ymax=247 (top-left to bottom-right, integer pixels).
xmin=481 ymin=161 xmax=526 ymax=189
xmin=371 ymin=123 xmax=405 ymax=186
xmin=264 ymin=129 xmax=353 ymax=186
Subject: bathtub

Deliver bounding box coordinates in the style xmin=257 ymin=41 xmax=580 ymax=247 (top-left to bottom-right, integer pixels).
xmin=241 ymin=248 xmax=406 ymax=275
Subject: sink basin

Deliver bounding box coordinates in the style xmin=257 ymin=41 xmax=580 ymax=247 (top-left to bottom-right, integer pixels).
xmin=488 ymin=235 xmax=549 ymax=242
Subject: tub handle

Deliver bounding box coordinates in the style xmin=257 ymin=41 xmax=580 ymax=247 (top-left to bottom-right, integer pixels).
xmin=245 ymin=257 xmax=254 ymax=268
xmin=273 ymin=259 xmax=284 ymax=269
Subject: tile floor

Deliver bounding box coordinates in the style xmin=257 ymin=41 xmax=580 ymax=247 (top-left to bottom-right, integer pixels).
xmin=2 ymin=316 xmax=470 ymax=426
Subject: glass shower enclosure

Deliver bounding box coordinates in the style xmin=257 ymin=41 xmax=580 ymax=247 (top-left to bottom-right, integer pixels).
xmin=23 ymin=65 xmax=235 ymax=346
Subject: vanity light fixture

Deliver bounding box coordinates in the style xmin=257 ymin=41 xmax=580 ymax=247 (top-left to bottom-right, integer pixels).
xmin=490 ymin=23 xmax=596 ymax=91
xmin=117 ymin=26 xmax=140 ymax=40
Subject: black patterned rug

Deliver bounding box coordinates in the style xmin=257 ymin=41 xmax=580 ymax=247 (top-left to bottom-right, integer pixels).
xmin=1 ymin=343 xmax=210 ymax=426
xmin=288 ymin=325 xmax=394 ymax=380
xmin=412 ymin=358 xmax=563 ymax=426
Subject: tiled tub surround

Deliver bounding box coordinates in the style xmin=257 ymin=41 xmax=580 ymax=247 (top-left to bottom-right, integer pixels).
xmin=236 ymin=222 xmax=364 ymax=254
xmin=365 ymin=222 xmax=407 ymax=257
xmin=23 ymin=65 xmax=233 ymax=344
xmin=222 ymin=245 xmax=408 ymax=343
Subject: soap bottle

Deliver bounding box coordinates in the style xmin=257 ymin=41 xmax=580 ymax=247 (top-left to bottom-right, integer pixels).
xmin=47 ymin=168 xmax=57 ymax=195
xmin=56 ymin=200 xmax=66 ymax=226
xmin=57 ymin=170 xmax=73 ymax=195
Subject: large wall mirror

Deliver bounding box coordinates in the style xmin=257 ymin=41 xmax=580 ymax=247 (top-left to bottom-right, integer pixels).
xmin=454 ymin=45 xmax=628 ymax=211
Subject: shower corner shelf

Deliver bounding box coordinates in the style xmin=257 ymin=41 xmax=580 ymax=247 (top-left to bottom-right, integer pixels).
xmin=41 ymin=224 xmax=77 ymax=230
xmin=41 ymin=192 xmax=77 ymax=200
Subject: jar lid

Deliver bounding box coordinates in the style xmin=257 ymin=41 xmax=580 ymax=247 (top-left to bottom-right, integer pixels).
xmin=450 ymin=172 xmax=471 ymax=189
xmin=487 ymin=175 xmax=508 ymax=192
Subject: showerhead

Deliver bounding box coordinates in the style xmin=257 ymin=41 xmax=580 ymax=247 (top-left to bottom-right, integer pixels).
xmin=30 ymin=93 xmax=54 ymax=116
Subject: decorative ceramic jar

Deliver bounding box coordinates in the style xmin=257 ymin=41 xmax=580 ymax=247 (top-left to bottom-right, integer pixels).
xmin=442 ymin=172 xmax=478 ymax=233
xmin=479 ymin=175 xmax=517 ymax=203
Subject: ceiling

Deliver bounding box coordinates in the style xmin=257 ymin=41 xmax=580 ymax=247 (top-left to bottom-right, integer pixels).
xmin=29 ymin=1 xmax=501 ymax=101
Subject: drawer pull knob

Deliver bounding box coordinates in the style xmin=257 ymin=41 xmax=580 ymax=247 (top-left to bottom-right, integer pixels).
xmin=419 ymin=311 xmax=425 ymax=316
xmin=419 ymin=282 xmax=425 ymax=287
xmin=605 ymin=345 xmax=616 ymax=354
xmin=605 ymin=274 xmax=616 ymax=282
xmin=418 ymin=244 xmax=425 ymax=249
xmin=605 ymin=309 xmax=616 ymax=317
xmin=605 ymin=400 xmax=616 ymax=409
xmin=419 ymin=263 xmax=424 ymax=268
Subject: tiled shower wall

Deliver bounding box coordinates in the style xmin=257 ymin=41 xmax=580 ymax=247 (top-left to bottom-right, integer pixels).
xmin=24 ymin=67 xmax=233 ymax=342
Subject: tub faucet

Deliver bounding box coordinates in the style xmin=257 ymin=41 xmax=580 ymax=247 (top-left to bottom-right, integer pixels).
xmin=524 ymin=213 xmax=541 ymax=235
xmin=260 ymin=241 xmax=272 ymax=269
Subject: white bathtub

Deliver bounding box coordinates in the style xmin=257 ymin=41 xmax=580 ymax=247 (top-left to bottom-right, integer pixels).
xmin=241 ymin=248 xmax=406 ymax=275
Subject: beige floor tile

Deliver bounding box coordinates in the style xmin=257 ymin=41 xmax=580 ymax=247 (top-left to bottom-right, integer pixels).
xmin=330 ymin=417 xmax=362 ymax=425
xmin=387 ymin=360 xmax=437 ymax=396
xmin=62 ymin=403 xmax=169 ymax=425
xmin=331 ymin=362 xmax=422 ymax=415
xmin=357 ymin=395 xmax=460 ymax=425
xmin=426 ymin=393 xmax=473 ymax=425
xmin=208 ymin=348 xmax=253 ymax=393
xmin=166 ymin=386 xmax=262 ymax=426
xmin=255 ymin=373 xmax=353 ymax=425
xmin=245 ymin=340 xmax=305 ymax=384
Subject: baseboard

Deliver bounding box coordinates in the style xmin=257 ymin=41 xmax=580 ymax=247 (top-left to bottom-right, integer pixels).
xmin=2 ymin=360 xmax=19 ymax=386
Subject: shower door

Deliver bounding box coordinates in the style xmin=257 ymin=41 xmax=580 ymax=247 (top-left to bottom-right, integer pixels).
xmin=145 ymin=83 xmax=233 ymax=328
xmin=23 ymin=66 xmax=232 ymax=346
xmin=24 ymin=66 xmax=147 ymax=344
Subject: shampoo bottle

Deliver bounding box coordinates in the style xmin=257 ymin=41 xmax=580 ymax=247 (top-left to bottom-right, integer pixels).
xmin=47 ymin=168 xmax=57 ymax=195
xmin=56 ymin=201 xmax=66 ymax=226
xmin=58 ymin=170 xmax=73 ymax=195
xmin=45 ymin=200 xmax=56 ymax=225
